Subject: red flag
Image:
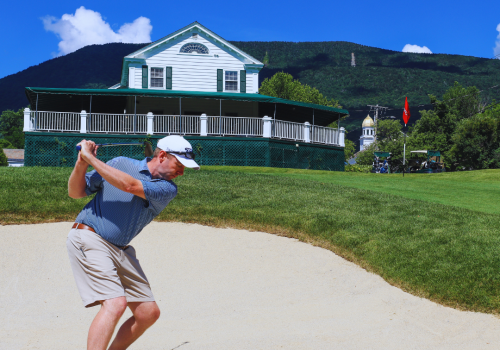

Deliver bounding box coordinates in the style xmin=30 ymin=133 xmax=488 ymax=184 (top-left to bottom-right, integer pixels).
xmin=403 ymin=97 xmax=411 ymax=126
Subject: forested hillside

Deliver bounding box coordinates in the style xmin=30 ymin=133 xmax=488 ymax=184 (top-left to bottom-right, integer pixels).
xmin=0 ymin=43 xmax=145 ymax=113
xmin=2 ymin=40 xmax=499 ymax=142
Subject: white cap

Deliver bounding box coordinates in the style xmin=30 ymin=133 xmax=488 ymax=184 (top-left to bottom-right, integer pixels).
xmin=156 ymin=135 xmax=200 ymax=170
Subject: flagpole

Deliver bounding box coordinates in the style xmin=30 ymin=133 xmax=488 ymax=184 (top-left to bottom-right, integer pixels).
xmin=403 ymin=125 xmax=406 ymax=178
xmin=402 ymin=96 xmax=410 ymax=178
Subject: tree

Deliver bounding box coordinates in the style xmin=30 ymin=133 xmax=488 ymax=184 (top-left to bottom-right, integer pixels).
xmin=0 ymin=108 xmax=25 ymax=148
xmin=448 ymin=102 xmax=500 ymax=169
xmin=0 ymin=147 xmax=7 ymax=166
xmin=344 ymin=139 xmax=356 ymax=160
xmin=375 ymin=119 xmax=406 ymax=160
xmin=410 ymin=82 xmax=482 ymax=170
xmin=356 ymin=144 xmax=376 ymax=165
xmin=0 ymin=139 xmax=14 ymax=149
xmin=259 ymin=72 xmax=342 ymax=108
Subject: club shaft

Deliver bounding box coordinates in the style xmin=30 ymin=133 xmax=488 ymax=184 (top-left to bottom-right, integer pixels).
xmin=76 ymin=143 xmax=144 ymax=151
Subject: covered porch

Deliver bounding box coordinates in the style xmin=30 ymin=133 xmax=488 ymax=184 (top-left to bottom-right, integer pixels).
xmin=24 ymin=88 xmax=348 ymax=147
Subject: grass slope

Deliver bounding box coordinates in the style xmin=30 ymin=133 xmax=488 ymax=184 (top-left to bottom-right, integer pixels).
xmin=205 ymin=166 xmax=500 ymax=215
xmin=1 ymin=167 xmax=499 ymax=313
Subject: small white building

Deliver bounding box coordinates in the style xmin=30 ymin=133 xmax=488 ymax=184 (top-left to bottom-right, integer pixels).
xmin=359 ymin=114 xmax=375 ymax=151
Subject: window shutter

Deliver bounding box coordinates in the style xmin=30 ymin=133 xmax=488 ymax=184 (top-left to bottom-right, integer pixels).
xmin=166 ymin=67 xmax=172 ymax=90
xmin=240 ymin=70 xmax=246 ymax=93
xmin=142 ymin=65 xmax=148 ymax=89
xmin=217 ymin=69 xmax=223 ymax=92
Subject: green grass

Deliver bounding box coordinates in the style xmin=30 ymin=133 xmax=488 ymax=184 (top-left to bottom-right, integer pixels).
xmin=1 ymin=166 xmax=500 ymax=314
xmin=204 ymin=166 xmax=500 ymax=215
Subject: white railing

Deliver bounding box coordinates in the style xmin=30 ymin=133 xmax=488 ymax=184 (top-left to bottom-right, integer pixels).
xmin=207 ymin=117 xmax=263 ymax=136
xmin=24 ymin=109 xmax=343 ymax=146
xmin=89 ymin=113 xmax=147 ymax=134
xmin=30 ymin=111 xmax=80 ymax=132
xmin=311 ymin=125 xmax=338 ymax=145
xmin=155 ymin=115 xmax=200 ymax=135
xmin=274 ymin=120 xmax=304 ymax=141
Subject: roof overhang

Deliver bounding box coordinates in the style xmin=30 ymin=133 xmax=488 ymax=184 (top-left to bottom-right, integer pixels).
xmin=26 ymin=87 xmax=347 ymax=113
xmin=25 ymin=87 xmax=349 ymax=126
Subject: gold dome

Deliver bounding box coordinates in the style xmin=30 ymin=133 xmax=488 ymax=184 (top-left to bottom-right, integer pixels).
xmin=362 ymin=114 xmax=374 ymax=127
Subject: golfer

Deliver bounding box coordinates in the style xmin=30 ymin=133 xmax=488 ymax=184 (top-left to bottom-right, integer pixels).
xmin=67 ymin=135 xmax=199 ymax=350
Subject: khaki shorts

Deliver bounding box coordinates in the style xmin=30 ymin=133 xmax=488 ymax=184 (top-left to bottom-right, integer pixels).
xmin=66 ymin=228 xmax=155 ymax=308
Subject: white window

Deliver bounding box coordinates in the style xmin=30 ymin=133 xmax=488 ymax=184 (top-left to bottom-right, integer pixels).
xmin=151 ymin=68 xmax=164 ymax=88
xmin=225 ymin=71 xmax=238 ymax=91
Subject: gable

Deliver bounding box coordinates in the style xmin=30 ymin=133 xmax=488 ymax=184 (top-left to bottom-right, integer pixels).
xmin=120 ymin=22 xmax=263 ymax=88
xmin=126 ymin=21 xmax=262 ymax=64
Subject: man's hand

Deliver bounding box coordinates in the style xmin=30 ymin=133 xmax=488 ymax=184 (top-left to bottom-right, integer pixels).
xmin=77 ymin=140 xmax=99 ymax=164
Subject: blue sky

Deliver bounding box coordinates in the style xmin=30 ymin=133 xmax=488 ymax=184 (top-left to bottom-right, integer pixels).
xmin=1 ymin=0 xmax=500 ymax=79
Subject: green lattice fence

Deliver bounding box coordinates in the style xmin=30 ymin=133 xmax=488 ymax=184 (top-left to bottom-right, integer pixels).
xmin=25 ymin=133 xmax=154 ymax=167
xmin=24 ymin=133 xmax=345 ymax=171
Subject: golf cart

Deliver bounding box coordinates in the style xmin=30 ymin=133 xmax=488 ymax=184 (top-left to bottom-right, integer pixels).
xmin=408 ymin=150 xmax=445 ymax=173
xmin=371 ymin=152 xmax=392 ymax=173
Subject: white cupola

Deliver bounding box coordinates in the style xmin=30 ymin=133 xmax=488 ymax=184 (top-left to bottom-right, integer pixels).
xmin=360 ymin=114 xmax=375 ymax=151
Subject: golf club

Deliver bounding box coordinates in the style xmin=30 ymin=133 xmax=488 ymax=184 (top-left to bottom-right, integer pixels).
xmin=76 ymin=141 xmax=154 ymax=157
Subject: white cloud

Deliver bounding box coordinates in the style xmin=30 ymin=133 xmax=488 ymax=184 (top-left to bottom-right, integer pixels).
xmin=402 ymin=44 xmax=432 ymax=54
xmin=42 ymin=6 xmax=152 ymax=56
xmin=494 ymin=23 xmax=500 ymax=59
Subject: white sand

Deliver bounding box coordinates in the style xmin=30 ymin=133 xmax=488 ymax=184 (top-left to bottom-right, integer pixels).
xmin=1 ymin=221 xmax=499 ymax=349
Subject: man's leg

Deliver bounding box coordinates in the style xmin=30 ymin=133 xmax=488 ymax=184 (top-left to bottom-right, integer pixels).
xmin=87 ymin=297 xmax=128 ymax=350
xmin=108 ymin=301 xmax=161 ymax=350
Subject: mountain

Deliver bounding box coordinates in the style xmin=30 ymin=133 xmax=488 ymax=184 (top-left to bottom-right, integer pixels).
xmin=0 ymin=43 xmax=146 ymax=113
xmin=2 ymin=41 xmax=500 ymax=144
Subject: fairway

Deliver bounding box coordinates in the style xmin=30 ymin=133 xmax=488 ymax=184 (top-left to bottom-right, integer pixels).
xmin=204 ymin=166 xmax=500 ymax=215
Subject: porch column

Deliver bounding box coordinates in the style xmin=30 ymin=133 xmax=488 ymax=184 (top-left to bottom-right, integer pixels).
xmin=80 ymin=110 xmax=87 ymax=133
xmin=339 ymin=127 xmax=345 ymax=147
xmin=147 ymin=112 xmax=154 ymax=135
xmin=200 ymin=114 xmax=207 ymax=136
xmin=263 ymin=116 xmax=272 ymax=138
xmin=23 ymin=108 xmax=32 ymax=132
xmin=304 ymin=122 xmax=311 ymax=143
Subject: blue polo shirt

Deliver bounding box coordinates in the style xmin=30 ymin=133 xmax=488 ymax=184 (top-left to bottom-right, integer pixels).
xmin=75 ymin=157 xmax=177 ymax=247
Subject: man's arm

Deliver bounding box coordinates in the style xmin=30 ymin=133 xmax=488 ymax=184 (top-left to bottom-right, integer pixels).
xmin=79 ymin=140 xmax=146 ymax=200
xmin=68 ymin=148 xmax=90 ymax=199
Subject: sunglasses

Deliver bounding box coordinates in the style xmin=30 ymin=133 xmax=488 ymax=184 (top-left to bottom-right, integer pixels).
xmin=168 ymin=151 xmax=196 ymax=160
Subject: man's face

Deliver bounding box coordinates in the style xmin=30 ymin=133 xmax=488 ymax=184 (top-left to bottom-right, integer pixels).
xmin=154 ymin=152 xmax=185 ymax=180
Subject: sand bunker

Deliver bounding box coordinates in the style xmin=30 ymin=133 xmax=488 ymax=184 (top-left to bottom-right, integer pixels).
xmin=1 ymin=222 xmax=499 ymax=349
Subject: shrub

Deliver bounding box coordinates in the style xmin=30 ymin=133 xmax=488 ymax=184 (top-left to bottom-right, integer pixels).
xmin=345 ymin=164 xmax=371 ymax=173
xmin=0 ymin=147 xmax=8 ymax=167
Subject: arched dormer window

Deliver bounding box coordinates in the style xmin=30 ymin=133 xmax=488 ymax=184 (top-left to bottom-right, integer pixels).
xmin=180 ymin=43 xmax=209 ymax=54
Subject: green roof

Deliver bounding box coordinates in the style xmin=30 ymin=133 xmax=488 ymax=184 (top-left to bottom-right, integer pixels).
xmin=25 ymin=87 xmax=349 ymax=116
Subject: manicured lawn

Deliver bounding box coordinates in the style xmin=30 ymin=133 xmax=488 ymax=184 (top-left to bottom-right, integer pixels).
xmin=204 ymin=166 xmax=500 ymax=215
xmin=1 ymin=166 xmax=500 ymax=314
